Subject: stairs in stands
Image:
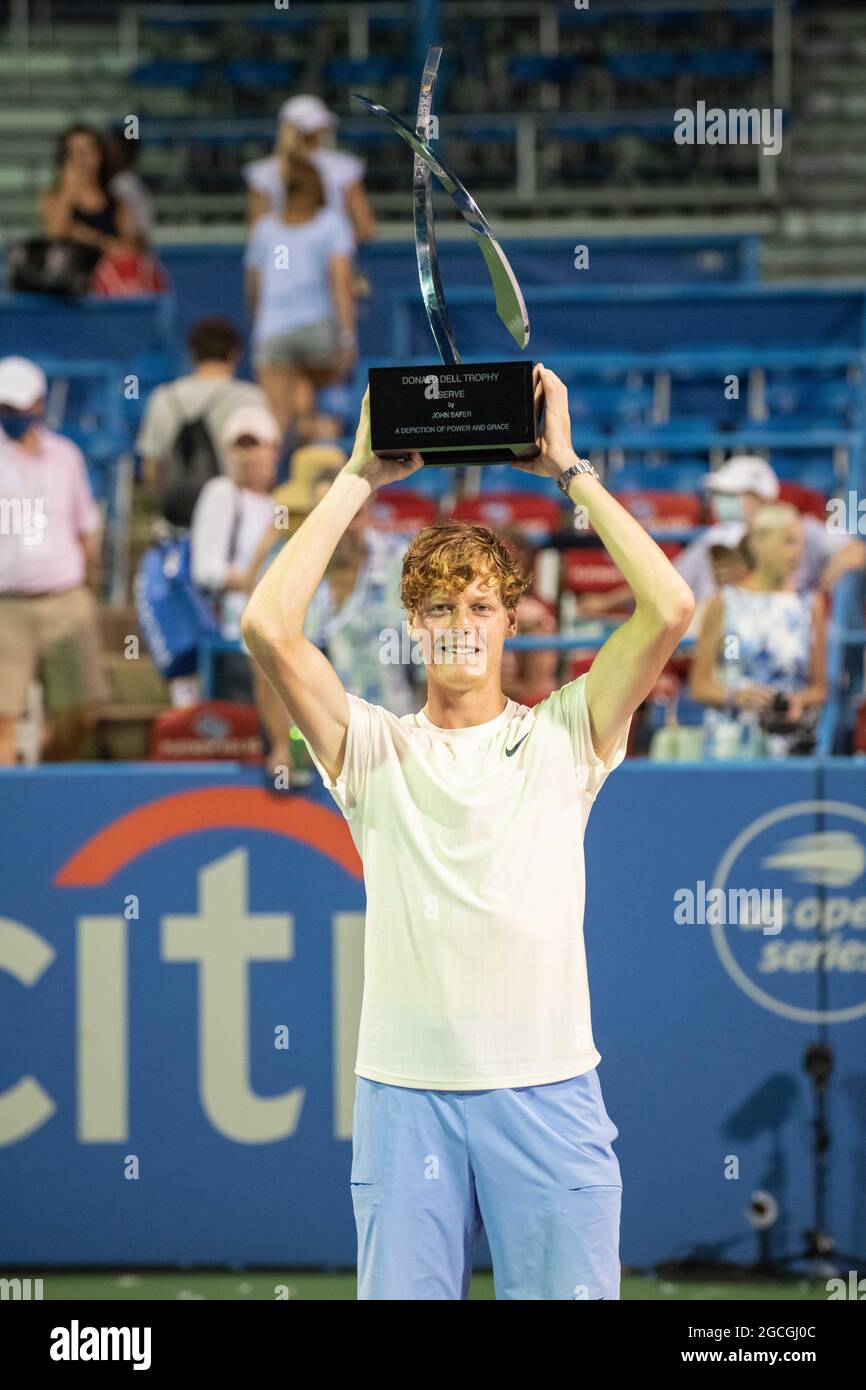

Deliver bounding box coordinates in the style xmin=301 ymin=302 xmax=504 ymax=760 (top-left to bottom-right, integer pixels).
xmin=764 ymin=4 xmax=866 ymax=279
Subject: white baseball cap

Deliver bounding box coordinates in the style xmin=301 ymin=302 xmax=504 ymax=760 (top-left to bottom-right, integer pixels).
xmin=702 ymin=454 xmax=780 ymax=501
xmin=0 ymin=356 xmax=47 ymax=409
xmin=221 ymin=405 xmax=281 ymax=448
xmin=278 ymin=94 xmax=336 ymax=135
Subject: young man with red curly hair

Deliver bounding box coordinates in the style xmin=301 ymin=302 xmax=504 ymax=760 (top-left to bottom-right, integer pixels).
xmin=243 ymin=365 xmax=695 ymax=1300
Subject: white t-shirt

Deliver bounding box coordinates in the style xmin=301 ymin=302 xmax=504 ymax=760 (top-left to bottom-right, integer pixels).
xmin=244 ymin=208 xmax=355 ymax=346
xmin=305 ymin=675 xmax=630 ymax=1090
xmin=190 ymin=476 xmax=275 ymax=639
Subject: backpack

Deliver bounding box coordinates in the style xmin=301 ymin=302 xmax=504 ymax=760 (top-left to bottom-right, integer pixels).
xmin=135 ymin=488 xmax=243 ymax=680
xmin=158 ymin=384 xmax=223 ymax=528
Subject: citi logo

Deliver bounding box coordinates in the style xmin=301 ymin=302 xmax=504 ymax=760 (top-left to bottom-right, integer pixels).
xmin=423 ymin=374 xmax=441 ymax=400
xmin=760 ymin=831 xmax=865 ymax=888
xmin=50 ymin=1320 xmax=152 ymax=1370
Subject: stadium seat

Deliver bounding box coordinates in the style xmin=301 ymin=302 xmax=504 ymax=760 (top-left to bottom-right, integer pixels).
xmin=131 ymin=61 xmax=210 ymax=88
xmin=478 ymin=464 xmax=554 ymax=497
xmin=371 ymin=492 xmax=438 ymax=533
xmin=612 ymin=489 xmax=702 ymax=532
xmin=604 ymin=52 xmax=684 ymax=81
xmin=566 ymin=650 xmax=597 ymax=680
xmin=771 ymin=458 xmax=836 ymax=493
xmin=507 ymin=55 xmax=582 ymax=83
xmin=390 ymin=469 xmax=454 ymax=502
xmin=322 ymin=57 xmax=410 ymax=86
xmin=563 ymin=541 xmax=682 ymax=593
xmin=608 ymin=462 xmax=709 ymax=492
xmin=688 ymin=50 xmax=766 ymax=79
xmin=562 ymin=548 xmax=623 ymax=593
xmin=450 ymin=493 xmax=561 ymax=536
xmin=222 ymin=60 xmax=303 ymax=89
xmin=778 ymin=481 xmax=828 ymax=520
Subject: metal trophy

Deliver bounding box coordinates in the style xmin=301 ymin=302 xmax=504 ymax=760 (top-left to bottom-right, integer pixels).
xmin=354 ymin=47 xmax=538 ymax=467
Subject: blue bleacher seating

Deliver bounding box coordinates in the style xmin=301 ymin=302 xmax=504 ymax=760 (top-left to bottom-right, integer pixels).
xmin=132 ymin=61 xmax=210 ymax=87
xmin=322 ymin=57 xmax=411 ymax=86
xmin=507 ymin=55 xmax=582 ymax=83
xmin=222 ymin=60 xmax=303 ymax=89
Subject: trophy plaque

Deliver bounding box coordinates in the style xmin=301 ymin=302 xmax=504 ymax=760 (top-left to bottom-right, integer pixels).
xmin=354 ymin=48 xmax=539 ymax=467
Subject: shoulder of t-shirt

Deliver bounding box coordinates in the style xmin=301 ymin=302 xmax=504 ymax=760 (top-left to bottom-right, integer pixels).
xmin=347 ymin=690 xmax=408 ymax=740
xmin=531 ymin=673 xmax=589 ymax=731
xmin=199 ymin=474 xmax=237 ymax=505
xmin=227 ymin=380 xmax=268 ymax=407
xmin=242 ymin=156 xmax=276 ymax=191
xmin=318 ymin=147 xmax=364 ymax=184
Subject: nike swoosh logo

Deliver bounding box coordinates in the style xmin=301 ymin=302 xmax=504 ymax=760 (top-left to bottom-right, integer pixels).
xmin=505 ymin=732 xmax=530 ymax=757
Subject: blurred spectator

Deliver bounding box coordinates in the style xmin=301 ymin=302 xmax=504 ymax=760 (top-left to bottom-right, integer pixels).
xmin=189 ymin=405 xmax=280 ymax=702
xmin=243 ymin=94 xmax=376 ymax=247
xmin=580 ymin=454 xmax=866 ymax=619
xmin=40 ymin=124 xmax=140 ymax=265
xmin=0 ymin=356 xmax=108 ymax=763
xmin=689 ymin=503 xmax=827 ymax=757
xmin=136 ymin=317 xmax=269 ymax=527
xmin=245 ymin=128 xmax=356 ymax=438
xmin=499 ymin=526 xmax=560 ymax=706
xmin=250 ymin=464 xmax=417 ymax=774
xmin=680 ymin=455 xmax=866 ymax=600
xmin=105 ymin=128 xmax=156 ymax=246
xmin=691 ymin=521 xmax=752 ymax=636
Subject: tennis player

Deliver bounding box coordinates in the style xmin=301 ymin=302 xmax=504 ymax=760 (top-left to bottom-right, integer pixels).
xmin=242 ymin=365 xmax=695 ymax=1299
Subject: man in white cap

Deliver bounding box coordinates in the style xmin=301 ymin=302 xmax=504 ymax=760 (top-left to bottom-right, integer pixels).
xmin=242 ymin=93 xmax=376 ymax=246
xmin=0 ymin=355 xmax=108 ymax=763
xmin=189 ymin=404 xmax=281 ymax=702
xmin=676 ymin=454 xmax=865 ymax=603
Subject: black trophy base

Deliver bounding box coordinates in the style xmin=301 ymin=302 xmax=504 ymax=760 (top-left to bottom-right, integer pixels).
xmin=368 ymin=360 xmax=539 ymax=468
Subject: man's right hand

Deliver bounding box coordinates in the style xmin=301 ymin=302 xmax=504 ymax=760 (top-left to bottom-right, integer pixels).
xmin=341 ymin=388 xmax=424 ymax=492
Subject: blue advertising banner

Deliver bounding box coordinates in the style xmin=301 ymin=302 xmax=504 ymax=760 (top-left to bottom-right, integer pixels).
xmin=1 ymin=761 xmax=864 ymax=1270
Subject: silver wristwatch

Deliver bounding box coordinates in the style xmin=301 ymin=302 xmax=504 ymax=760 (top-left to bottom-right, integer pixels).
xmin=557 ymin=457 xmax=599 ymax=494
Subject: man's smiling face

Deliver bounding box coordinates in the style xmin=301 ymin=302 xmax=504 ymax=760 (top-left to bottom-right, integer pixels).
xmin=411 ymin=572 xmax=518 ymax=689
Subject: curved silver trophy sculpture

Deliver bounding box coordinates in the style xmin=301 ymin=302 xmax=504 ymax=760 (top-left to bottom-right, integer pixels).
xmin=354 ymin=47 xmax=538 ymax=468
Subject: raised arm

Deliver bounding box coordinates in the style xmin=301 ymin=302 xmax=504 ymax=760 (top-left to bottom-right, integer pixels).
xmin=521 ymin=366 xmax=696 ymax=761
xmin=241 ymin=391 xmax=422 ymax=781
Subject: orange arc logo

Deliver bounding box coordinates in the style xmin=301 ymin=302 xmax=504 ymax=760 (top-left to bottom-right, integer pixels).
xmin=54 ymin=788 xmax=363 ymax=887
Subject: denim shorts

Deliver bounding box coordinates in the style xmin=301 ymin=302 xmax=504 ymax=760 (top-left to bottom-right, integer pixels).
xmin=254 ymin=319 xmax=339 ymax=369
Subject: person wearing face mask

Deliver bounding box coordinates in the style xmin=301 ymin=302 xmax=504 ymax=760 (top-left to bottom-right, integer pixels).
xmin=578 ymin=454 xmax=866 ymax=621
xmin=0 ymin=356 xmax=108 ymax=764
xmin=677 ymin=455 xmax=865 ymax=603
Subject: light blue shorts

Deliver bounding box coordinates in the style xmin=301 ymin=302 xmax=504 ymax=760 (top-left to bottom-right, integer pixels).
xmin=350 ymin=1067 xmax=622 ymax=1300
